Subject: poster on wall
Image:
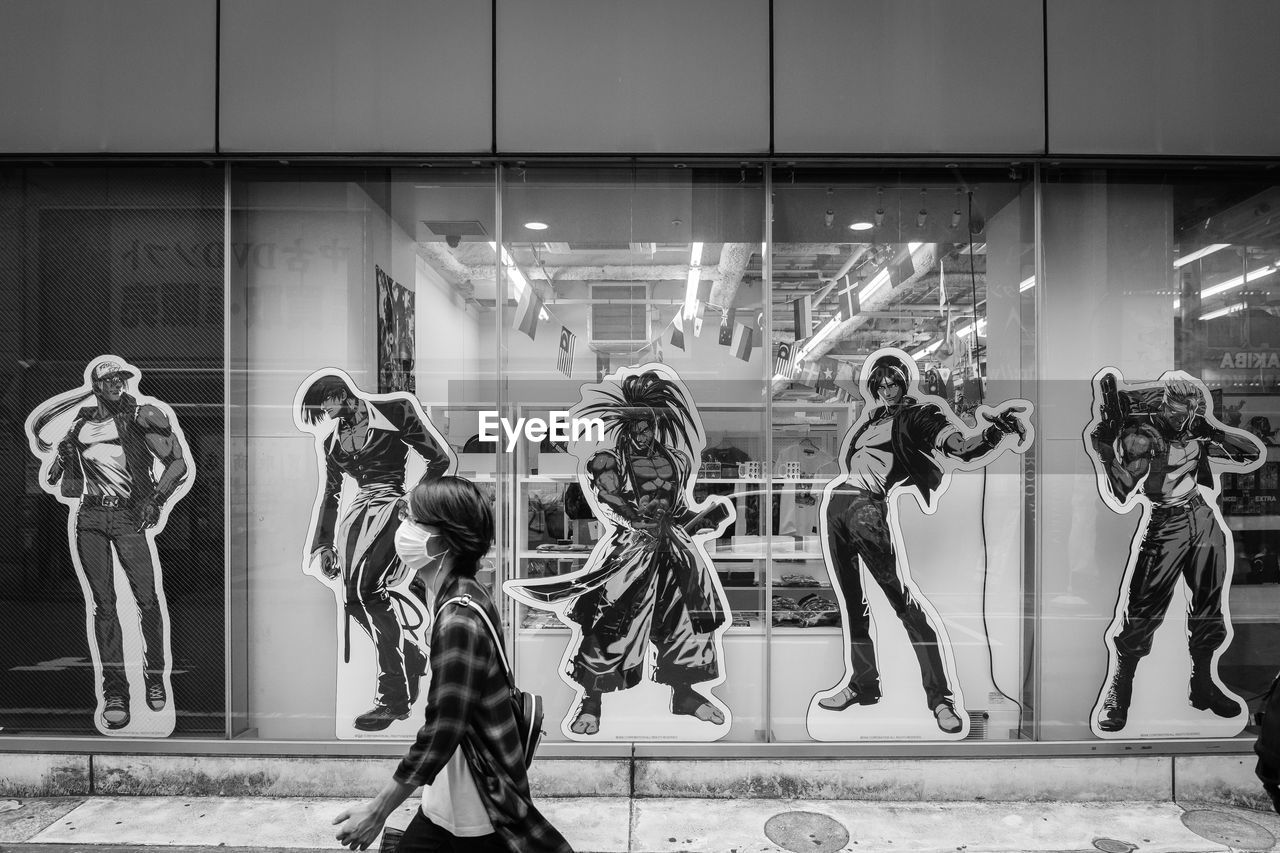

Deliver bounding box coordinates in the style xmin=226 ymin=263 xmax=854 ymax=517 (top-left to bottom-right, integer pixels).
xmin=294 ymin=368 xmax=455 ymax=739
xmin=504 ymin=364 xmax=737 ymax=741
xmin=807 ymin=348 xmax=1033 ymax=741
xmin=1084 ymin=368 xmax=1263 ymax=739
xmin=376 ymin=266 xmax=415 ymax=394
xmin=24 ymin=356 xmax=194 ymax=737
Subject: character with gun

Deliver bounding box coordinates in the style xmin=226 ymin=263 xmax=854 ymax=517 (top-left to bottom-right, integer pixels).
xmin=505 ymin=367 xmax=735 ymax=737
xmin=1087 ymin=368 xmax=1263 ymax=734
xmin=815 ymin=349 xmax=1033 ymax=735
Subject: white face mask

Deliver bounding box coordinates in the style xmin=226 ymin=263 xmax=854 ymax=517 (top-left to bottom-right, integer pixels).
xmin=394 ymin=521 xmax=450 ymax=574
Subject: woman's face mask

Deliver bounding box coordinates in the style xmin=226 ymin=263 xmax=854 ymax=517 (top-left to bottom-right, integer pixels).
xmin=394 ymin=520 xmax=450 ymax=578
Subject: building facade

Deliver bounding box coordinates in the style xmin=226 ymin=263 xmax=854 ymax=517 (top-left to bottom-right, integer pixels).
xmin=3 ymin=0 xmax=1280 ymax=798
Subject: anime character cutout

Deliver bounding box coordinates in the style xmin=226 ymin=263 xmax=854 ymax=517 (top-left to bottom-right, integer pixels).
xmin=294 ymin=369 xmax=455 ymax=736
xmin=809 ymin=348 xmax=1033 ymax=740
xmin=1085 ymin=368 xmax=1262 ymax=739
xmin=505 ymin=365 xmax=736 ymax=741
xmin=25 ymin=357 xmax=193 ymax=736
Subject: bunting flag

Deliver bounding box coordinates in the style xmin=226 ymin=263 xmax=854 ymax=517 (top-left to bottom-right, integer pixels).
xmin=774 ymin=342 xmax=797 ymax=379
xmin=718 ymin=307 xmax=736 ymax=346
xmin=556 ymin=326 xmax=575 ymax=377
xmin=792 ymin=296 xmax=812 ymax=340
xmin=514 ymin=286 xmax=543 ymax=339
xmin=693 ymin=301 xmax=705 ymax=338
xmin=816 ymin=357 xmax=838 ymax=392
xmin=730 ymin=323 xmax=754 ymax=362
xmin=670 ymin=314 xmax=686 ymax=351
xmin=794 ymin=357 xmax=820 ymax=387
xmin=839 ymin=284 xmax=860 ymax=322
xmin=595 ymin=351 xmax=611 ymax=382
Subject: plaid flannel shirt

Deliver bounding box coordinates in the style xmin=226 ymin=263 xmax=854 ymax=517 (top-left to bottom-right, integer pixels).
xmin=394 ymin=574 xmax=572 ymax=853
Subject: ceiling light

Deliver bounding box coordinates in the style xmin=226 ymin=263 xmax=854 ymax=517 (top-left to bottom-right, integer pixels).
xmin=1173 ymin=243 xmax=1230 ymax=269
xmin=914 ymin=339 xmax=944 ymax=359
xmin=523 ymin=221 xmax=549 ymax=231
xmin=861 ymin=269 xmax=891 ymax=301
xmin=1019 ymin=276 xmax=1036 ymax=292
xmin=1200 ymin=302 xmax=1246 ymax=321
xmin=1201 ymin=265 xmax=1277 ymax=300
xmin=850 ymin=221 xmax=874 ymax=231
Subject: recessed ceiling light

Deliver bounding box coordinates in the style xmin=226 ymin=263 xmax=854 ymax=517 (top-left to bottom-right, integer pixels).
xmin=849 ymin=221 xmax=874 ymax=231
xmin=524 ymin=221 xmax=549 ymax=231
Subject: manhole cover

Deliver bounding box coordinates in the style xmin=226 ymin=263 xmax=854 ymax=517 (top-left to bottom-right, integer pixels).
xmin=764 ymin=811 xmax=850 ymax=853
xmin=1182 ymin=809 xmax=1276 ymax=850
xmin=1093 ymin=839 xmax=1136 ymax=853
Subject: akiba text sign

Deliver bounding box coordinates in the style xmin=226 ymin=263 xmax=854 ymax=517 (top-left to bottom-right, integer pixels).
xmin=478 ymin=411 xmax=605 ymax=451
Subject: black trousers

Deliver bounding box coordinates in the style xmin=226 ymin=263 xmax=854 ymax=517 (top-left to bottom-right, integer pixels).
xmin=340 ymin=488 xmax=425 ymax=707
xmin=1113 ymin=494 xmax=1228 ymax=663
xmin=76 ymin=503 xmax=166 ymax=700
xmin=395 ymin=809 xmax=506 ymax=853
xmin=824 ymin=485 xmax=952 ymax=709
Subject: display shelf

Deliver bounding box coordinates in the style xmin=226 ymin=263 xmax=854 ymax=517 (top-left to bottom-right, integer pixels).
xmin=520 ymin=550 xmax=592 ymax=560
xmin=712 ymin=550 xmax=825 ymax=561
xmin=1227 ymin=516 xmax=1280 ymax=531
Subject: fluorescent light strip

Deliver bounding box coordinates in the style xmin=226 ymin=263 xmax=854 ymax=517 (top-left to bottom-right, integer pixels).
xmin=1019 ymin=276 xmax=1036 ymax=292
xmin=1200 ymin=302 xmax=1246 ymax=321
xmin=908 ymin=242 xmax=923 ymax=253
xmin=796 ymin=317 xmax=841 ymax=362
xmin=684 ymin=242 xmax=704 ymax=320
xmin=861 ymin=268 xmax=891 ymax=301
xmin=1201 ymin=265 xmax=1277 ymax=300
xmin=957 ymin=318 xmax=987 ymax=338
xmin=914 ymin=340 xmax=944 ymax=359
xmin=1173 ymin=243 xmax=1230 ymax=269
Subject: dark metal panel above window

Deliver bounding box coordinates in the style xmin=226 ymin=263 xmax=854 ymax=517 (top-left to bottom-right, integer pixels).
xmin=1047 ymin=0 xmax=1280 ymax=156
xmin=219 ymin=0 xmax=492 ymax=153
xmin=496 ymin=0 xmax=770 ymax=154
xmin=773 ymin=0 xmax=1044 ymax=155
xmin=0 ymin=0 xmax=216 ymax=153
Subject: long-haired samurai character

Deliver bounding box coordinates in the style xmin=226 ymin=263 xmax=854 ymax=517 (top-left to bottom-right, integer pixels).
xmin=505 ymin=364 xmax=735 ymax=740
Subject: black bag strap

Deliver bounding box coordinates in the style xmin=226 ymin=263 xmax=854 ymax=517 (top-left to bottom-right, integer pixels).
xmin=436 ymin=594 xmax=516 ymax=688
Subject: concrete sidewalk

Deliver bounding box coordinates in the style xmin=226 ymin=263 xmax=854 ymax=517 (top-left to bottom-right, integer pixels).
xmin=2 ymin=796 xmax=1280 ymax=853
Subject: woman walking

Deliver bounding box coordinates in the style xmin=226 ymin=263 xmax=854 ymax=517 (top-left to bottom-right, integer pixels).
xmin=333 ymin=476 xmax=572 ymax=852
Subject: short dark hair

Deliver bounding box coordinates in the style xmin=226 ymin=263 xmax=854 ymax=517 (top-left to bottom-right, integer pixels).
xmin=867 ymin=355 xmax=910 ymax=401
xmin=300 ymin=374 xmax=354 ymax=424
xmin=407 ymin=476 xmax=494 ymax=578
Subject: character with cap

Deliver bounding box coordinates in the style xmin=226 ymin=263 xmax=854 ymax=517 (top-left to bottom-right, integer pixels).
xmin=26 ymin=356 xmax=191 ymax=733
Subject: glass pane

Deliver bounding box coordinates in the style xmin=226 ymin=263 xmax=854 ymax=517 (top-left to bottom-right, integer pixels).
xmin=769 ymin=166 xmax=1035 ymax=742
xmin=500 ymin=164 xmax=768 ymax=742
xmin=1041 ymin=167 xmax=1280 ymax=741
xmin=229 ymin=165 xmax=498 ymax=739
xmin=0 ymin=166 xmax=226 ymax=737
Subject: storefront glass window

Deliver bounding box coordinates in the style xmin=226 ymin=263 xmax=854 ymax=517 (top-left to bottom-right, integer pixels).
xmin=0 ymin=166 xmax=226 ymax=737
xmin=768 ymin=166 xmax=1036 ymax=742
xmin=499 ymin=164 xmax=769 ymax=743
xmin=1039 ymin=167 xmax=1280 ymax=742
xmin=229 ymin=166 xmax=499 ymax=740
